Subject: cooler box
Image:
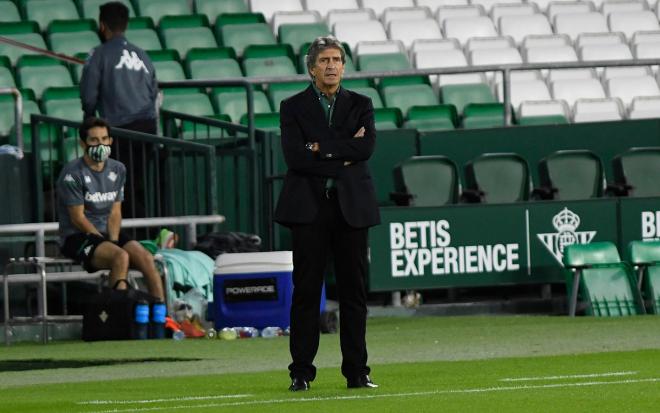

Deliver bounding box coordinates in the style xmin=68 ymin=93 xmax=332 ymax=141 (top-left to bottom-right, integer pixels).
xmin=213 ymin=251 xmax=325 ymax=329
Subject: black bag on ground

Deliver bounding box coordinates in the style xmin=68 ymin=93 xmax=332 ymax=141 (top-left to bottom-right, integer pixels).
xmin=82 ymin=280 xmax=159 ymax=341
xmin=195 ymin=232 xmax=262 ymax=259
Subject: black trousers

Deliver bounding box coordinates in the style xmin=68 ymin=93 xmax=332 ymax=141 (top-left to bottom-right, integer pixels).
xmin=288 ymin=191 xmax=370 ymax=382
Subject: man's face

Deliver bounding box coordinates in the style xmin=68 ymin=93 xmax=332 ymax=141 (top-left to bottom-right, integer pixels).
xmin=310 ymin=48 xmax=344 ymax=90
xmin=84 ymin=126 xmax=113 ymax=149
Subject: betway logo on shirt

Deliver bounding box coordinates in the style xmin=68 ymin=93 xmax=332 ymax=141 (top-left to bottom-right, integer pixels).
xmin=85 ymin=191 xmax=118 ymax=203
xmin=115 ymin=50 xmax=149 ymax=73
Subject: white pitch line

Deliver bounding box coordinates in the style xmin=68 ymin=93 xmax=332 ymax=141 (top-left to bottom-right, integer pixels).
xmin=77 ymin=394 xmax=252 ymax=405
xmin=84 ymin=377 xmax=660 ymax=413
xmin=500 ymin=371 xmax=638 ymax=382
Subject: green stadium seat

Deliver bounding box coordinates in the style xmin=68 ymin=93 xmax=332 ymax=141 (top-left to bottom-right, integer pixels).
xmin=194 ymin=0 xmax=249 ymax=24
xmin=48 ymin=31 xmax=100 ymax=57
xmin=243 ymin=56 xmax=297 ymax=78
xmin=564 ymin=242 xmax=644 ymax=317
xmin=47 ymin=18 xmax=96 ymax=34
xmin=352 ymin=87 xmax=383 ymax=108
xmin=128 ymin=16 xmax=155 ymax=29
xmin=17 ymin=56 xmax=74 ymax=99
xmin=41 ymin=86 xmax=83 ymax=137
xmin=6 ymin=99 xmax=60 ymax=170
xmin=162 ymin=92 xmax=214 ymax=117
xmin=404 ymin=105 xmax=456 ymax=131
xmin=267 ymin=82 xmax=306 ymax=110
xmin=461 ymin=103 xmax=505 ymax=129
xmin=612 ymin=147 xmax=660 ymax=197
xmin=162 ymin=27 xmax=218 ymax=59
xmin=80 ymin=0 xmax=135 ymax=18
xmin=374 ymin=107 xmax=402 ymax=130
xmin=159 ymin=14 xmax=208 ymax=29
xmin=357 ymin=52 xmax=425 ymax=87
xmin=153 ymin=59 xmax=186 ymax=82
xmin=219 ymin=23 xmax=277 ymax=57
xmin=381 ymin=84 xmax=437 ymax=117
xmin=125 ymin=28 xmax=162 ymax=50
xmin=135 ymin=0 xmax=191 ymax=25
xmin=0 ymin=65 xmax=15 ymax=88
xmin=0 ymin=94 xmax=37 ymax=137
xmin=516 ymin=115 xmax=569 ymax=126
xmin=188 ymin=57 xmax=243 ymax=81
xmin=0 ymin=1 xmax=22 ymax=22
xmin=536 ymin=150 xmax=604 ymax=201
xmin=627 ymin=240 xmax=660 ymax=314
xmin=213 ymin=89 xmax=271 ymax=123
xmin=239 ymin=112 xmax=280 ymax=132
xmin=463 ymin=152 xmax=530 ymax=204
xmin=244 ymin=44 xmax=295 ymax=61
xmin=278 ymin=23 xmax=329 ymax=55
xmin=25 ymin=0 xmax=80 ymax=31
xmin=440 ymin=83 xmax=496 ymax=115
xmin=0 ymin=21 xmax=39 ymax=35
xmin=215 ymin=12 xmax=265 ymax=29
xmin=147 ymin=49 xmax=180 ymax=62
xmin=391 ymin=155 xmax=459 ymax=207
xmin=0 ymin=33 xmax=47 ymax=65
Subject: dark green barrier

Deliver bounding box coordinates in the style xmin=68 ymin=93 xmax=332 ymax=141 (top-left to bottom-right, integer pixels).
xmin=368 ymin=199 xmax=620 ymax=291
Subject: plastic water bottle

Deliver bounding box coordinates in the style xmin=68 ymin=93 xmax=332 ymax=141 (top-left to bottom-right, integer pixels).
xmin=261 ymin=326 xmax=283 ymax=338
xmin=206 ymin=328 xmax=217 ymax=339
xmin=237 ymin=327 xmax=259 ymax=338
xmin=150 ymin=302 xmax=167 ymax=339
xmin=133 ymin=300 xmax=150 ymax=340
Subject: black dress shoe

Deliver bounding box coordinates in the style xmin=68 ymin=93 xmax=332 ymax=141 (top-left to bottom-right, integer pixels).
xmin=289 ymin=377 xmax=310 ymax=391
xmin=347 ymin=375 xmax=379 ymax=389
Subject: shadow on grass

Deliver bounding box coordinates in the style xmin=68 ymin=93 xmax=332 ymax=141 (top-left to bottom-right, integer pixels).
xmin=0 ymin=358 xmax=203 ymax=372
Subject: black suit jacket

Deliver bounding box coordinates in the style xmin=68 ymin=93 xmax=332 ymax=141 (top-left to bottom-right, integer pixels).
xmin=274 ymin=85 xmax=380 ymax=229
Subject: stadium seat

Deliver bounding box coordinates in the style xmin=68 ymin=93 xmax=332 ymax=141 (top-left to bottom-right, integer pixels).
xmin=361 ymin=0 xmax=416 ymax=18
xmin=572 ymin=98 xmax=624 ymax=123
xmin=563 ymin=242 xmax=644 ymax=316
xmin=47 ymin=20 xmax=101 ymax=57
xmin=633 ymin=41 xmax=660 ymax=58
xmin=350 ymin=87 xmax=383 ymax=108
xmin=215 ymin=12 xmax=266 ymax=28
xmin=551 ymin=78 xmax=606 ymax=107
xmin=601 ymin=0 xmax=647 ymax=17
xmin=194 ymin=0 xmax=248 ymax=23
xmin=151 ymin=54 xmax=186 ymax=84
xmin=161 ymin=22 xmax=217 ymax=59
xmin=627 ymin=240 xmax=660 ymax=314
xmin=387 ymin=19 xmax=442 ymax=49
xmin=354 ymin=40 xmax=405 ymax=56
xmin=303 ymin=0 xmax=360 ymax=18
xmin=522 ymin=33 xmax=571 ymax=49
xmin=333 ymin=20 xmax=387 ymax=51
xmin=0 ymin=32 xmax=48 ymax=65
xmin=463 ymin=152 xmax=530 ymax=203
xmin=517 ymin=100 xmax=570 ymax=125
xmin=239 ymin=112 xmax=281 ymax=132
xmin=326 ymin=8 xmax=376 ymax=30
xmin=41 ymin=86 xmax=83 ymax=121
xmin=278 ymin=22 xmax=329 ymax=54
xmin=579 ymin=43 xmax=633 ymax=62
xmin=410 ymin=38 xmax=460 ymax=53
xmin=440 ymin=82 xmax=496 ymax=115
xmin=381 ymin=84 xmax=438 ymax=117
xmin=491 ymin=3 xmax=537 ymax=23
xmin=403 ymin=105 xmax=457 ymax=131
xmin=536 ymin=150 xmax=604 ymax=200
xmin=606 ymin=76 xmax=660 ymax=108
xmin=465 ymin=35 xmax=514 ymax=51
xmin=417 ymin=0 xmax=469 ymax=15
xmin=220 ymin=23 xmax=277 ymax=57
xmin=0 ymin=57 xmax=15 ymax=88
xmin=267 ymin=82 xmax=307 ymax=109
xmin=436 ymin=5 xmax=484 ymax=26
xmin=554 ymin=12 xmax=609 ymax=41
xmin=416 ymin=48 xmax=485 ymax=89
xmin=612 ymin=147 xmax=660 ymax=197
xmin=504 ymin=80 xmax=552 ymax=113
xmin=608 ymin=11 xmax=660 ymax=39
xmin=357 ymin=52 xmax=423 ymax=87
xmin=0 ymin=93 xmax=37 ymax=137
xmin=498 ymin=14 xmax=553 ymax=44
xmin=125 ymin=28 xmax=162 ymax=51
xmin=471 ymin=0 xmax=523 ymax=13
xmin=461 ymin=103 xmax=505 ymax=128
xmin=16 ymin=56 xmax=74 ymax=99
xmin=628 ymin=96 xmax=660 ymax=119
xmin=213 ymin=89 xmax=272 ymax=123
xmin=391 ymin=155 xmax=459 ymax=206
xmin=0 ymin=1 xmax=21 ymax=22
xmin=271 ymin=11 xmax=320 ymax=34
xmin=443 ymin=16 xmax=497 ymax=44
xmin=81 ymin=0 xmax=135 ymax=18
xmin=25 ymin=0 xmax=79 ymax=31
xmin=373 ymin=107 xmax=402 ymax=130
xmin=161 ymin=91 xmax=215 ymax=117
xmin=250 ymin=0 xmax=303 ymax=22
xmin=187 ymin=53 xmax=243 ymax=81
xmin=547 ymin=1 xmax=595 ymax=22
xmin=243 ymin=56 xmax=297 ymax=77
xmin=469 ymin=46 xmax=523 ymax=67
xmin=135 ymin=0 xmax=191 ymax=25
xmin=382 ymin=6 xmax=431 ymax=26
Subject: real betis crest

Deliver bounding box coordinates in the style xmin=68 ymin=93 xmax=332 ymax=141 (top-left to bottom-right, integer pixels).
xmin=537 ymin=208 xmax=596 ymax=265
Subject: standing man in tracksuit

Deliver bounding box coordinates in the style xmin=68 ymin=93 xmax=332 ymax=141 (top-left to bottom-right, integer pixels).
xmin=80 ymin=1 xmax=158 ymax=218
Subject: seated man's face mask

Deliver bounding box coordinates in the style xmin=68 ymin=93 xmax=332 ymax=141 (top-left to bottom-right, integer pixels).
xmin=87 ymin=144 xmax=111 ymax=162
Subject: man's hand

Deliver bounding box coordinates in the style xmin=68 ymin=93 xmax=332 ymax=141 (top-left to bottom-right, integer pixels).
xmin=344 ymin=126 xmax=366 ymax=166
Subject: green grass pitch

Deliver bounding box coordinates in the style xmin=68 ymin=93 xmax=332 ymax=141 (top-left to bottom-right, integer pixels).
xmin=1 ymin=316 xmax=660 ymax=412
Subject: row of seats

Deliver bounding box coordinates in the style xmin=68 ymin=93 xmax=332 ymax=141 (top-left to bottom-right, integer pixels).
xmin=564 ymin=240 xmax=660 ymax=316
xmin=391 ymin=147 xmax=660 ymax=206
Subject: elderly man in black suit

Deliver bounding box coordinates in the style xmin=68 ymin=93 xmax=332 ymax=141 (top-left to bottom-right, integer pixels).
xmin=274 ymin=36 xmax=380 ymax=392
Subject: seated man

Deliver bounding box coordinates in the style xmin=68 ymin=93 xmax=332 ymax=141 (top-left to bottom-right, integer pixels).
xmin=56 ymin=116 xmax=164 ymax=300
